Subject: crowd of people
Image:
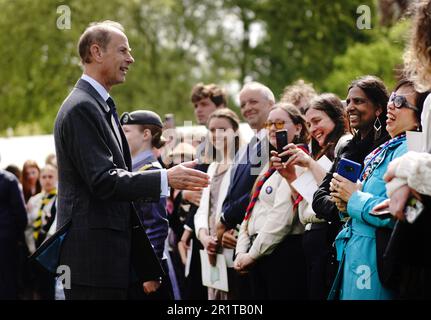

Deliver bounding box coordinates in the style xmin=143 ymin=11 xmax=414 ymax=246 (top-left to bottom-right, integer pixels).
xmin=2 ymin=0 xmax=431 ymax=300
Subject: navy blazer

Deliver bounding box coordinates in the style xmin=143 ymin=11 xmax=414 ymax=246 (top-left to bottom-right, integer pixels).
xmin=133 ymin=152 xmax=169 ymax=261
xmin=54 ymin=79 xmax=162 ymax=288
xmin=221 ymin=136 xmax=269 ymax=229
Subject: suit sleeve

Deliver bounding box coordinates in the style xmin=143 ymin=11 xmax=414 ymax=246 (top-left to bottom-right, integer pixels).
xmin=9 ymin=177 xmax=27 ymax=234
xmin=221 ymin=190 xmax=251 ymax=230
xmin=60 ymin=102 xmax=160 ymax=202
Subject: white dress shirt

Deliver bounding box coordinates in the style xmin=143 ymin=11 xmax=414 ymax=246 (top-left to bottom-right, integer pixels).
xmin=80 ymin=74 xmax=169 ymax=196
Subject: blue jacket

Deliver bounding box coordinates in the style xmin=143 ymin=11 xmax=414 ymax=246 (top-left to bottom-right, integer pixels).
xmin=329 ymin=137 xmax=407 ymax=300
xmin=132 ymin=150 xmax=169 ymax=261
xmin=0 ymin=170 xmax=27 ymax=240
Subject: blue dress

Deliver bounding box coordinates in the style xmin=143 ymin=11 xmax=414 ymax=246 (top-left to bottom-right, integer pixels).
xmin=329 ymin=136 xmax=408 ymax=300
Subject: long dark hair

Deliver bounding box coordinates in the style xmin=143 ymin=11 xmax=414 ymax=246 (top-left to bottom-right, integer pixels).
xmin=305 ymin=93 xmax=348 ymax=161
xmin=347 ymin=75 xmax=389 ymax=141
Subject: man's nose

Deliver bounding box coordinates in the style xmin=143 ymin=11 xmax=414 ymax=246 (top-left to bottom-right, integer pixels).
xmin=127 ymin=53 xmax=134 ymax=64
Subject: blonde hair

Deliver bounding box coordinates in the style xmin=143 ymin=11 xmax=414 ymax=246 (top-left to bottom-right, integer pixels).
xmin=403 ymin=1 xmax=431 ymax=92
xmin=280 ymin=79 xmax=317 ymax=112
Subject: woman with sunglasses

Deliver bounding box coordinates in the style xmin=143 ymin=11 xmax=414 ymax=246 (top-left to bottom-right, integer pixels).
xmin=328 ymin=79 xmax=428 ymax=300
xmin=376 ymin=1 xmax=431 ymax=299
xmin=233 ymin=103 xmax=309 ymax=299
xmin=312 ymin=76 xmax=390 ymax=299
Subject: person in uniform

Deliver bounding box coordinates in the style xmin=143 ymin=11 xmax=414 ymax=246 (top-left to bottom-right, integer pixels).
xmin=121 ymin=110 xmax=177 ymax=300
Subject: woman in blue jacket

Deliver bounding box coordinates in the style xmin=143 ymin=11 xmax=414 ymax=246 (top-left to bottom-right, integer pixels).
xmin=328 ymin=79 xmax=428 ymax=300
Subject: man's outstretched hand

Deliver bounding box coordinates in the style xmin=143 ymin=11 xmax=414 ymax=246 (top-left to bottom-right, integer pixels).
xmin=167 ymin=160 xmax=210 ymax=191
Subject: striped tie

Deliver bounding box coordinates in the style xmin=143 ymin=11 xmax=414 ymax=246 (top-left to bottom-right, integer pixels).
xmin=243 ymin=167 xmax=276 ymax=221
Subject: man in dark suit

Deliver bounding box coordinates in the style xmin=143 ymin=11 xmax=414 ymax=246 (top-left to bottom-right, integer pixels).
xmin=0 ymin=168 xmax=28 ymax=299
xmin=54 ymin=20 xmax=209 ymax=300
xmin=215 ymin=82 xmax=274 ymax=298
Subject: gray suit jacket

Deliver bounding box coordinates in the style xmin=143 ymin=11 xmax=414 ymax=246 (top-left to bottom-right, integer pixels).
xmin=54 ymin=79 xmax=161 ymax=288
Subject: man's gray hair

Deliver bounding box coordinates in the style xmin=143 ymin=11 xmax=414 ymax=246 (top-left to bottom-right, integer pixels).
xmin=240 ymin=81 xmax=275 ymax=103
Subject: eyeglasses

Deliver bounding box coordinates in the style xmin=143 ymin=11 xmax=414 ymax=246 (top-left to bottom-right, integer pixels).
xmin=389 ymin=92 xmax=418 ymax=111
xmin=264 ymin=121 xmax=286 ymax=130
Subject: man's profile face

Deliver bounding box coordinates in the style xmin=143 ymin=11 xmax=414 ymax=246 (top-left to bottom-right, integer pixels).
xmin=194 ymin=97 xmax=219 ymax=125
xmin=99 ymin=29 xmax=134 ymax=89
xmin=239 ymin=88 xmax=271 ymax=130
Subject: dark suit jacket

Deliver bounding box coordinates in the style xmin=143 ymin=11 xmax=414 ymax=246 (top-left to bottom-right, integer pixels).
xmin=0 ymin=170 xmax=27 ymax=298
xmin=54 ymin=79 xmax=162 ymax=288
xmin=0 ymin=170 xmax=27 ymax=240
xmin=221 ymin=136 xmax=269 ymax=229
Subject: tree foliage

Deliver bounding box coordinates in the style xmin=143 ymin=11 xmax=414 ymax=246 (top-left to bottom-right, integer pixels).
xmin=0 ymin=0 xmax=412 ymax=135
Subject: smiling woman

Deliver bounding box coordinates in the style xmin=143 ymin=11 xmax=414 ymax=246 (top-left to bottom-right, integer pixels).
xmin=386 ymin=80 xmax=428 ymax=138
xmin=327 ymin=79 xmax=429 ymax=300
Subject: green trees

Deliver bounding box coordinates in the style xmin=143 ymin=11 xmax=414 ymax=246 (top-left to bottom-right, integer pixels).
xmin=0 ymin=0 xmax=411 ymax=135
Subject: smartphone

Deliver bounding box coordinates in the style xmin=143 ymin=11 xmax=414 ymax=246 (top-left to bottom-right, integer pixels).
xmin=336 ymin=158 xmax=362 ymax=183
xmin=370 ymin=197 xmax=424 ymax=222
xmin=404 ymin=196 xmax=424 ymax=224
xmin=275 ymin=129 xmax=289 ymax=162
xmin=370 ymin=208 xmax=392 ymax=219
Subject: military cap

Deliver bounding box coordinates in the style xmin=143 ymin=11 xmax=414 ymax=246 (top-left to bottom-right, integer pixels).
xmin=120 ymin=110 xmax=163 ymax=127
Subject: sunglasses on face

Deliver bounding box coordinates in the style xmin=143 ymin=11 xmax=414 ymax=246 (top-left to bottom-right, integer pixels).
xmin=389 ymin=92 xmax=418 ymax=111
xmin=264 ymin=121 xmax=286 ymax=130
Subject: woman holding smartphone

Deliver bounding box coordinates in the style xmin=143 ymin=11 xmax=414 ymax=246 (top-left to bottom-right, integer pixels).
xmin=234 ymin=102 xmax=309 ymax=299
xmin=311 ymin=76 xmax=390 ymax=299
xmin=329 ymin=79 xmax=428 ymax=300
xmin=274 ymin=93 xmax=350 ymax=300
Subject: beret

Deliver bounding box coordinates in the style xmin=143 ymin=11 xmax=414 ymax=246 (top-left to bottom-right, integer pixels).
xmin=120 ymin=110 xmax=163 ymax=128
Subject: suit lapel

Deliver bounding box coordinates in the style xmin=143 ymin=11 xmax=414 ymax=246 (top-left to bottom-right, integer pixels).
xmin=231 ymin=137 xmax=259 ymax=186
xmin=75 ymin=79 xmax=131 ymax=170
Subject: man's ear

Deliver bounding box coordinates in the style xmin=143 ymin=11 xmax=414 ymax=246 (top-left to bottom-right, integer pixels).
xmin=89 ymin=44 xmax=103 ymax=63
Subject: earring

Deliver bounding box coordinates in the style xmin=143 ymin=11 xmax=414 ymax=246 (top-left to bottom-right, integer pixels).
xmin=374 ymin=117 xmax=382 ymax=140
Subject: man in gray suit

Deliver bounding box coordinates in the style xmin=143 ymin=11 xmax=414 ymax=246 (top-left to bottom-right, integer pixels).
xmin=54 ymin=20 xmax=209 ymax=299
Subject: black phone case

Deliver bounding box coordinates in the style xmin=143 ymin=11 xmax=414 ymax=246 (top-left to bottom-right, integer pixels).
xmin=276 ymin=130 xmax=289 ymax=162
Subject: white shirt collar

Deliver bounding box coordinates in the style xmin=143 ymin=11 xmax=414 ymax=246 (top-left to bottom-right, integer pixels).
xmin=256 ymin=128 xmax=267 ymax=141
xmin=81 ymin=74 xmax=110 ymax=102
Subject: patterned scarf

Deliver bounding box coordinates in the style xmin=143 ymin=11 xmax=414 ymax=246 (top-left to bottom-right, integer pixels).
xmin=33 ymin=189 xmax=57 ymax=241
xmin=243 ymin=167 xmax=276 ymax=221
xmin=360 ymin=134 xmax=406 ymax=182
